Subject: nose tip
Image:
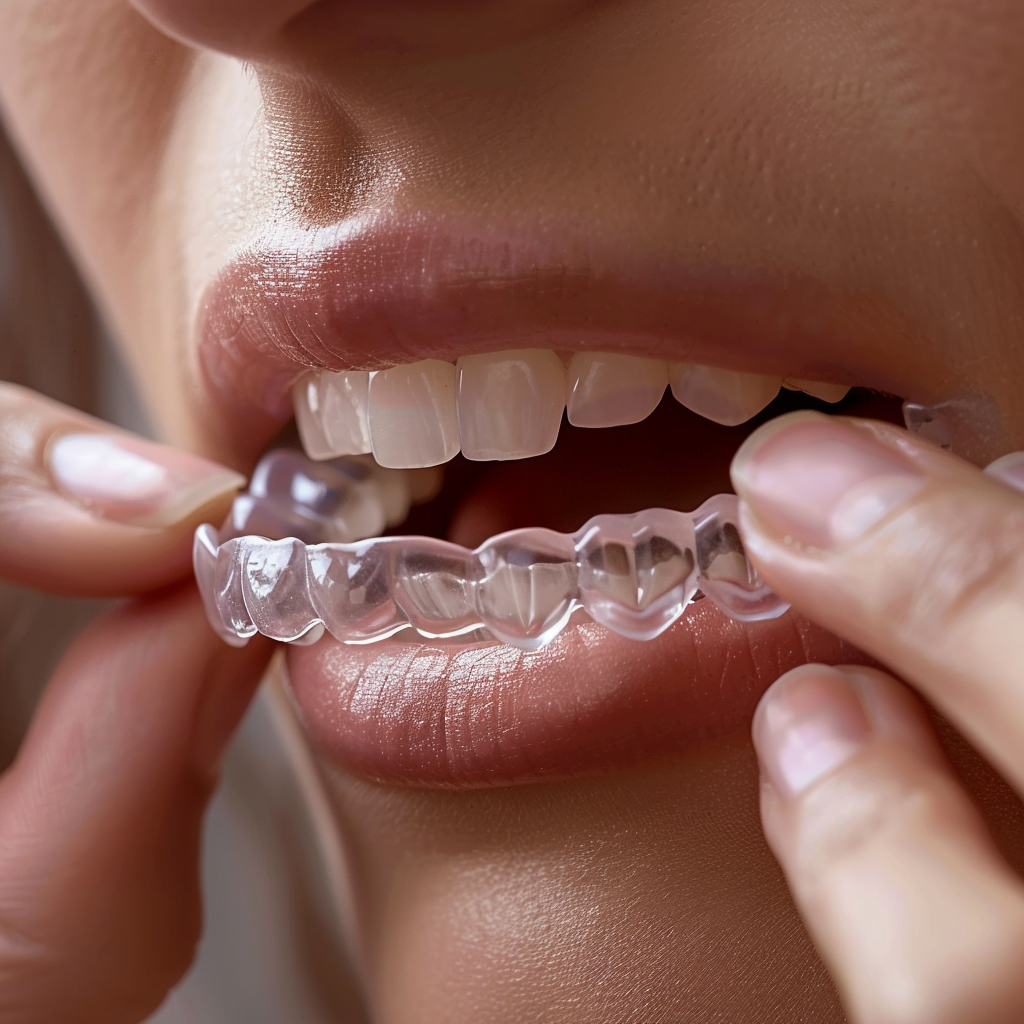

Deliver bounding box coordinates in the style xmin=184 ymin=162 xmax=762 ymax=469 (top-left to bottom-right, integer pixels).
xmin=132 ymin=0 xmax=601 ymax=60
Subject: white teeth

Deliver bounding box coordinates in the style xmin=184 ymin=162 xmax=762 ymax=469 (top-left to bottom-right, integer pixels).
xmin=295 ymin=354 xmax=847 ymax=468
xmin=457 ymin=349 xmax=565 ymax=461
xmin=782 ymin=378 xmax=850 ymax=403
xmin=565 ymin=353 xmax=668 ymax=428
xmin=367 ymin=359 xmax=461 ymax=468
xmin=668 ymin=364 xmax=782 ymax=426
xmin=293 ymin=370 xmax=373 ymax=460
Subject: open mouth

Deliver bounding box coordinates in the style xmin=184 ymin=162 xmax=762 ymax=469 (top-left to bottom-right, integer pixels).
xmin=195 ymin=348 xmax=911 ymax=787
xmin=189 ymin=215 xmax=970 ymax=788
xmin=196 ymin=360 xmax=900 ymax=652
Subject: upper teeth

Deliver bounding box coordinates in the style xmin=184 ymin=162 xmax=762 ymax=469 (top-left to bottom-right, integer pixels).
xmin=293 ymin=351 xmax=850 ymax=468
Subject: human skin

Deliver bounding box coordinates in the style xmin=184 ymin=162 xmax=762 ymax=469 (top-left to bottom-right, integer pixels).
xmin=3 ymin=1 xmax=1024 ymax=1021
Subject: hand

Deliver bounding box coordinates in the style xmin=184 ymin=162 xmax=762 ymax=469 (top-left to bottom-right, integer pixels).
xmin=732 ymin=409 xmax=1024 ymax=1024
xmin=0 ymin=382 xmax=271 ymax=1024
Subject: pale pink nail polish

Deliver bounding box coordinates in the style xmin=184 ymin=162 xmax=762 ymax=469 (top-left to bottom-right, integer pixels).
xmin=753 ymin=665 xmax=871 ymax=799
xmin=731 ymin=412 xmax=924 ymax=549
xmin=48 ymin=432 xmax=246 ymax=528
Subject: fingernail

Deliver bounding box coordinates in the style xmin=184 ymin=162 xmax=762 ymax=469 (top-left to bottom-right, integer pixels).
xmin=48 ymin=432 xmax=246 ymax=528
xmin=753 ymin=664 xmax=871 ymax=799
xmin=731 ymin=411 xmax=924 ymax=549
xmin=985 ymin=451 xmax=1024 ymax=495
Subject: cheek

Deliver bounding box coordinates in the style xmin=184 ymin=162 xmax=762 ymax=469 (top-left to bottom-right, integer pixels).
xmin=322 ymin=736 xmax=844 ymax=1024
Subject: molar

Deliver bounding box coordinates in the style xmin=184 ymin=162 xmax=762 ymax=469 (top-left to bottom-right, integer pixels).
xmin=457 ymin=349 xmax=565 ymax=460
xmin=566 ymin=353 xmax=668 ymax=428
xmin=669 ymin=364 xmax=782 ymax=426
xmin=293 ymin=370 xmax=372 ymax=460
xmin=368 ymin=359 xmax=461 ymax=468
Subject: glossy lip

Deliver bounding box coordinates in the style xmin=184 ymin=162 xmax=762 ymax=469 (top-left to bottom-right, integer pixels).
xmin=195 ymin=211 xmax=928 ymax=789
xmin=286 ymin=603 xmax=870 ymax=789
xmin=195 ymin=211 xmax=937 ymax=461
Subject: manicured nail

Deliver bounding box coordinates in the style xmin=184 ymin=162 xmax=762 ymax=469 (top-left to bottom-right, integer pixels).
xmin=753 ymin=664 xmax=871 ymax=799
xmin=985 ymin=451 xmax=1024 ymax=496
xmin=48 ymin=432 xmax=246 ymax=528
xmin=731 ymin=411 xmax=924 ymax=549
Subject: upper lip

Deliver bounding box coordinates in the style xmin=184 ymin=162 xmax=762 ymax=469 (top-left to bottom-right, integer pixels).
xmin=196 ymin=210 xmax=937 ymax=461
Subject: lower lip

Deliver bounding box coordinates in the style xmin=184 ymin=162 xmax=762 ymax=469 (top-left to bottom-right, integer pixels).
xmin=286 ymin=603 xmax=866 ymax=788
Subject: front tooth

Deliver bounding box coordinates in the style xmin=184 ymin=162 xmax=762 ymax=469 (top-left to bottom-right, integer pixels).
xmin=293 ymin=370 xmax=372 ymax=460
xmin=457 ymin=349 xmax=565 ymax=460
xmin=367 ymin=359 xmax=460 ymax=469
xmin=669 ymin=364 xmax=782 ymax=426
xmin=565 ymin=352 xmax=668 ymax=428
xmin=782 ymin=378 xmax=850 ymax=403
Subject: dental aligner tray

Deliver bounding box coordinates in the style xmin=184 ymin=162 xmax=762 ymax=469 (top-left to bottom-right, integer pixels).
xmin=194 ymin=397 xmax=985 ymax=651
xmin=194 ymin=449 xmax=788 ymax=652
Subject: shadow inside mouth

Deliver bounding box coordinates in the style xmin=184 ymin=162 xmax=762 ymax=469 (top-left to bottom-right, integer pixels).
xmin=390 ymin=387 xmax=905 ymax=548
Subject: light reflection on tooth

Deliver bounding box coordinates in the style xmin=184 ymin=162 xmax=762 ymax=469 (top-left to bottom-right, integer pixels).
xmin=669 ymin=364 xmax=782 ymax=426
xmin=457 ymin=349 xmax=565 ymax=460
xmin=566 ymin=353 xmax=668 ymax=428
xmin=782 ymin=378 xmax=850 ymax=404
xmin=368 ymin=360 xmax=460 ymax=468
xmin=293 ymin=370 xmax=373 ymax=460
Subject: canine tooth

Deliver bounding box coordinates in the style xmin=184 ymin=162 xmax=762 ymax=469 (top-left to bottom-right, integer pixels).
xmin=293 ymin=370 xmax=372 ymax=460
xmin=669 ymin=364 xmax=782 ymax=426
xmin=782 ymin=378 xmax=850 ymax=403
xmin=457 ymin=349 xmax=565 ymax=460
xmin=368 ymin=360 xmax=460 ymax=469
xmin=566 ymin=353 xmax=668 ymax=428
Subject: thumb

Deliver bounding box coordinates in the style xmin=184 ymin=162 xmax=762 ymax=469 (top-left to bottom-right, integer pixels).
xmin=0 ymin=584 xmax=272 ymax=1024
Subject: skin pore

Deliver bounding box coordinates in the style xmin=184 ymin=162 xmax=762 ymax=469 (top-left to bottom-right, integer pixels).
xmin=3 ymin=1 xmax=1024 ymax=1020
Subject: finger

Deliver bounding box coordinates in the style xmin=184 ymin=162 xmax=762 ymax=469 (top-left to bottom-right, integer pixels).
xmin=731 ymin=410 xmax=1024 ymax=795
xmin=755 ymin=663 xmax=1024 ymax=1024
xmin=0 ymin=382 xmax=244 ymax=596
xmin=0 ymin=585 xmax=272 ymax=1024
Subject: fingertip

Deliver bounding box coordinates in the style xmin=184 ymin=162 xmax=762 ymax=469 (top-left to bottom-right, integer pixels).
xmin=753 ymin=664 xmax=872 ymax=801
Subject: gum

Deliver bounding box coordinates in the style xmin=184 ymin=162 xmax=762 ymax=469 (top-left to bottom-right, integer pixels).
xmin=194 ymin=450 xmax=789 ymax=651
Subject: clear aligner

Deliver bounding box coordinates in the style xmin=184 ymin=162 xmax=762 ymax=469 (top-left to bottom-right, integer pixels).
xmin=194 ymin=450 xmax=789 ymax=652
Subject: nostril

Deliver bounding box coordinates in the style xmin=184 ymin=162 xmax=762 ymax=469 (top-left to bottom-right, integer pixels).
xmin=132 ymin=0 xmax=603 ymax=60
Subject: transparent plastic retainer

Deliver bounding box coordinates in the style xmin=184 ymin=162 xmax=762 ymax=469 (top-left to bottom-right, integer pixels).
xmin=192 ymin=398 xmax=965 ymax=652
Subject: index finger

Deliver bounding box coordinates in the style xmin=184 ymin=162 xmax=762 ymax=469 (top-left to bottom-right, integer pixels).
xmin=0 ymin=382 xmax=244 ymax=596
xmin=731 ymin=410 xmax=1024 ymax=794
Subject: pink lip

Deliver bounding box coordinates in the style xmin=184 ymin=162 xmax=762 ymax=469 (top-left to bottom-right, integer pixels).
xmin=286 ymin=604 xmax=867 ymax=788
xmin=195 ymin=211 xmax=915 ymax=788
xmin=195 ymin=212 xmax=929 ymax=461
